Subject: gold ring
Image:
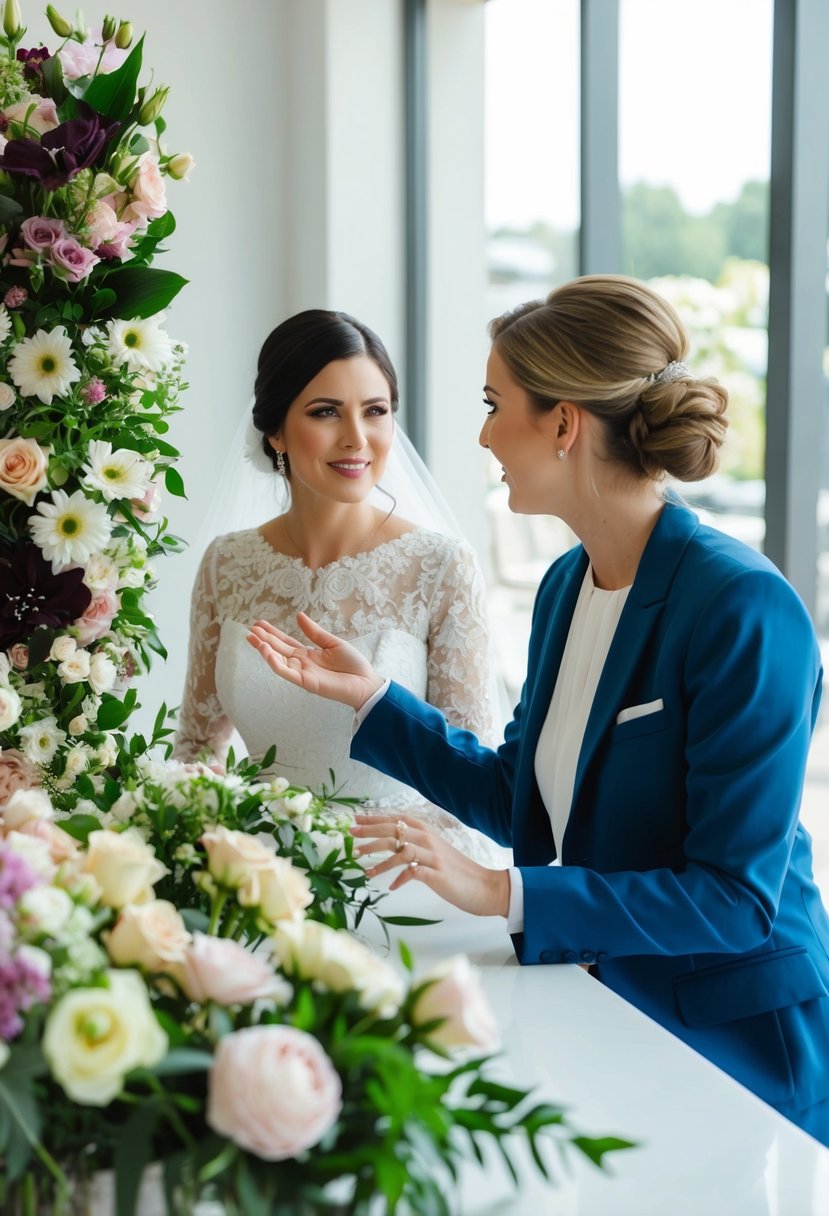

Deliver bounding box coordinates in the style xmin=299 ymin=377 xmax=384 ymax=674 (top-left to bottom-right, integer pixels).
xmin=395 ymin=819 xmax=406 ymax=851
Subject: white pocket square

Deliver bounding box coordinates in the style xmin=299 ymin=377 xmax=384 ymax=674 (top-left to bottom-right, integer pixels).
xmin=616 ymin=698 xmax=664 ymax=725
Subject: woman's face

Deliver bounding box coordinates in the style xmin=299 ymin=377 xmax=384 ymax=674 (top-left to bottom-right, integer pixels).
xmin=479 ymin=346 xmax=560 ymax=514
xmin=273 ymin=356 xmax=395 ymax=504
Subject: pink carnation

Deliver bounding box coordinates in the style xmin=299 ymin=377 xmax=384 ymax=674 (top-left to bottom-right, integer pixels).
xmin=3 ymin=286 xmax=27 ymax=308
xmin=82 ymin=378 xmax=106 ymax=405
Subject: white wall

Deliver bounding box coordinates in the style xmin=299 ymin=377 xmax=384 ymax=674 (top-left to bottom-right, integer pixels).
xmin=21 ymin=0 xmax=487 ymax=738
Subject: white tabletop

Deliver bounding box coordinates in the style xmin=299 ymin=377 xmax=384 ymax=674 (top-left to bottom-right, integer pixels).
xmin=360 ymin=881 xmax=829 ymax=1215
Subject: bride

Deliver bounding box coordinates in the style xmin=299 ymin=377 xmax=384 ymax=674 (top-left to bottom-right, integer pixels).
xmin=173 ymin=309 xmax=509 ymax=865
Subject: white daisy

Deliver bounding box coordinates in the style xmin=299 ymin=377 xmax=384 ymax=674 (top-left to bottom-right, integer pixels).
xmin=81 ymin=439 xmax=152 ymax=502
xmin=7 ymin=325 xmax=81 ymax=405
xmin=106 ymin=316 xmax=173 ymax=372
xmin=19 ymin=715 xmax=67 ymax=765
xmin=29 ymin=489 xmax=112 ymax=572
xmin=0 ymin=305 xmax=11 ymax=344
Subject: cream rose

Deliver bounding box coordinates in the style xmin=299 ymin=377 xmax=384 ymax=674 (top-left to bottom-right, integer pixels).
xmin=84 ymin=828 xmax=167 ymax=908
xmin=88 ymin=652 xmax=117 ymax=695
xmin=0 ymin=437 xmax=50 ymax=506
xmin=83 ymin=553 xmax=119 ymax=592
xmin=274 ymin=920 xmax=404 ymax=1017
xmin=238 ymin=855 xmax=313 ymax=927
xmin=1 ymin=786 xmax=53 ymax=830
xmin=57 ymin=648 xmax=91 ymax=684
xmin=105 ymin=900 xmax=191 ymax=971
xmin=172 ymin=932 xmax=291 ymax=1006
xmin=207 ymin=1026 xmax=341 ymax=1161
xmin=43 ymin=970 xmax=167 ymax=1105
xmin=49 ymin=635 xmax=77 ymax=663
xmin=199 ymin=825 xmax=274 ymax=890
xmin=411 ymin=955 xmax=500 ymax=1051
xmin=0 ymin=685 xmax=22 ymax=731
xmin=3 ymin=97 xmax=59 ymax=135
xmin=20 ymin=883 xmax=74 ymax=936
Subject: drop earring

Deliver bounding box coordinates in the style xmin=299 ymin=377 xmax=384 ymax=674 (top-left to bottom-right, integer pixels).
xmin=557 ymin=448 xmax=567 ymax=461
xmin=276 ymin=450 xmax=286 ymax=476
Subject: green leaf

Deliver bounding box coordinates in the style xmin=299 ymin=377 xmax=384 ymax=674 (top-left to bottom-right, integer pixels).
xmin=164 ymin=466 xmax=187 ymax=499
xmin=147 ymin=211 xmax=176 ymax=240
xmin=149 ymin=1048 xmax=215 ymax=1077
xmin=90 ymin=287 xmax=118 ymax=316
xmin=0 ymin=194 xmax=24 ymax=225
xmin=107 ymin=266 xmax=188 ymax=319
xmin=0 ymin=1077 xmax=41 ymax=1181
xmin=82 ymin=36 xmax=145 ymax=123
xmin=572 ymin=1134 xmax=640 ymax=1168
xmin=380 ymin=915 xmax=443 ymax=927
xmin=398 ymin=938 xmax=415 ymax=972
xmin=58 ymin=813 xmax=105 ymax=844
xmin=96 ymin=695 xmax=131 ymax=730
xmin=115 ymin=1098 xmax=160 ymax=1216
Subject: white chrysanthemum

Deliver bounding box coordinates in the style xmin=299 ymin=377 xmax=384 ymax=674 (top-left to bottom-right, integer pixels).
xmin=0 ymin=306 xmax=11 ymax=344
xmin=7 ymin=326 xmax=81 ymax=405
xmin=81 ymin=440 xmax=152 ymax=502
xmin=19 ymin=715 xmax=67 ymax=764
xmin=107 ymin=316 xmax=173 ymax=373
xmin=29 ymin=489 xmax=112 ymax=572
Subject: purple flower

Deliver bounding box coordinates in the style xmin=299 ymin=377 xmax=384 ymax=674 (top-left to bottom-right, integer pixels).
xmin=0 ymin=542 xmax=92 ymax=650
xmin=0 ymin=949 xmax=52 ymax=1040
xmin=16 ymin=47 xmax=51 ymax=91
xmin=0 ymin=844 xmax=41 ymax=910
xmin=0 ymin=102 xmax=120 ymax=192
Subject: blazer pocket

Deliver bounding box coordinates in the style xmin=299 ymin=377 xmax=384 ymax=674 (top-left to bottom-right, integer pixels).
xmin=609 ymin=704 xmax=668 ymax=743
xmin=673 ymin=946 xmax=828 ymax=1029
xmin=615 ymin=698 xmax=664 ymax=725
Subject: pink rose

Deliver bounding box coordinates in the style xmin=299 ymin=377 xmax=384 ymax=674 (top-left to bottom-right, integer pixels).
xmin=0 ymin=749 xmax=39 ymax=807
xmin=17 ymin=817 xmax=79 ymax=864
xmin=172 ymin=932 xmax=291 ymax=1006
xmin=105 ymin=901 xmax=192 ymax=971
xmin=74 ymin=588 xmax=119 ymax=645
xmin=8 ymin=644 xmax=29 ymax=671
xmin=84 ymin=200 xmax=119 ymax=249
xmin=130 ymin=480 xmax=161 ymax=521
xmin=96 ymin=218 xmax=137 ymax=261
xmin=0 ymin=437 xmax=50 ymax=506
xmin=123 ymin=154 xmax=167 ymax=225
xmin=411 ymin=955 xmax=500 ymax=1051
xmin=50 ymin=238 xmax=100 ymax=283
xmin=59 ymin=32 xmax=128 ymax=81
xmin=3 ymin=97 xmax=59 ymax=135
xmin=20 ymin=216 xmax=65 ymax=251
xmin=207 ymin=1025 xmax=342 ymax=1160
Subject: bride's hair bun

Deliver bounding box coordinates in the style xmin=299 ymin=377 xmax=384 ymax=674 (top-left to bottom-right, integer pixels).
xmin=489 ymin=275 xmax=729 ymax=483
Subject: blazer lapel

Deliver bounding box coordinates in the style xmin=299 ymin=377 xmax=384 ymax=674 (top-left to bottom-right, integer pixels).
xmin=563 ymin=499 xmax=700 ymax=855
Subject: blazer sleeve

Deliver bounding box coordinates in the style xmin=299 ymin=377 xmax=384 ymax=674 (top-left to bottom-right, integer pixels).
xmin=515 ymin=566 xmax=823 ymax=965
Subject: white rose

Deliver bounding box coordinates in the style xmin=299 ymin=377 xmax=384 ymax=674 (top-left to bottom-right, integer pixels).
xmin=411 ymin=955 xmax=500 ymax=1051
xmin=237 ymin=856 xmax=313 ymax=927
xmin=63 ymin=746 xmax=90 ymax=777
xmin=282 ymin=791 xmax=313 ymax=815
xmin=84 ymin=828 xmax=167 ymax=908
xmin=0 ymin=382 xmax=15 ymax=411
xmin=274 ymin=920 xmax=405 ymax=1017
xmin=2 ymin=787 xmax=53 ymax=829
xmin=43 ymin=970 xmax=167 ymax=1105
xmin=0 ymin=684 xmax=22 ymax=731
xmin=308 ymin=830 xmax=345 ymax=861
xmin=68 ymin=715 xmax=88 ymax=736
xmin=88 ymin=653 xmax=117 ymax=695
xmin=20 ymin=885 xmax=74 ymax=936
xmin=200 ymin=826 xmax=275 ymax=890
xmin=110 ymin=791 xmax=138 ymax=822
xmin=50 ymin=635 xmax=77 ymax=662
xmin=118 ymin=566 xmax=146 ymax=589
xmin=105 ymin=901 xmax=191 ymax=971
xmin=96 ymin=734 xmax=118 ymax=768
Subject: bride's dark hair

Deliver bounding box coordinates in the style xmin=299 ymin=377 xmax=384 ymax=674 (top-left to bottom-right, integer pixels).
xmin=251 ymin=310 xmax=400 ymax=473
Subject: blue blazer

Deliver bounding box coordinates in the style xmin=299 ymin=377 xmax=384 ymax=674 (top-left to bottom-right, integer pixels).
xmin=353 ymin=500 xmax=829 ymax=1125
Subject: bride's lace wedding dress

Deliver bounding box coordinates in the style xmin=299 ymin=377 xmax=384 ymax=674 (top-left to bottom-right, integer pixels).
xmin=174 ymin=526 xmax=511 ymax=866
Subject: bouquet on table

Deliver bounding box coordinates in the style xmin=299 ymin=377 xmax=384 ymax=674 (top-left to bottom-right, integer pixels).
xmin=0 ymin=786 xmax=630 ymax=1215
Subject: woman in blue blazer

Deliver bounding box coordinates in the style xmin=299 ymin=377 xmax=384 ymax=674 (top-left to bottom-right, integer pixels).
xmin=248 ymin=275 xmax=829 ymax=1145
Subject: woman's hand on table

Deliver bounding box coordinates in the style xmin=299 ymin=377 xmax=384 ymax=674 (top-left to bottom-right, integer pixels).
xmin=351 ymin=813 xmax=511 ymax=919
xmin=247 ymin=612 xmax=384 ymax=710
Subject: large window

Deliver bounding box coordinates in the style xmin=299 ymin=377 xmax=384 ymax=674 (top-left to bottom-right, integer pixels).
xmin=620 ymin=0 xmax=773 ymax=556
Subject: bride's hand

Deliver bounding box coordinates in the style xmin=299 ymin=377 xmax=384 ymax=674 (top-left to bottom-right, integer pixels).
xmin=351 ymin=814 xmax=511 ymax=919
xmin=247 ymin=612 xmax=384 ymax=709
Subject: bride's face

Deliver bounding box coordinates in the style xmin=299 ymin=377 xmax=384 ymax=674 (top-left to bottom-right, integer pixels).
xmin=273 ymin=356 xmax=395 ymax=503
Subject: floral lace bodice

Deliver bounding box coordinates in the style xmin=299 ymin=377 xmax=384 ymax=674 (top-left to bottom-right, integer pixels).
xmin=174 ymin=527 xmax=510 ymax=866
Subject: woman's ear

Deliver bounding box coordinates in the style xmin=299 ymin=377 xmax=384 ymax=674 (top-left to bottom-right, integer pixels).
xmin=554 ymin=401 xmax=581 ymax=456
xmin=266 ymin=433 xmax=284 ymax=454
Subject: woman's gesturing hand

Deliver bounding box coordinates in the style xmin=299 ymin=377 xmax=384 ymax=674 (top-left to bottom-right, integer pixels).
xmin=247 ymin=612 xmax=385 ymax=710
xmin=351 ymin=813 xmax=511 ymax=919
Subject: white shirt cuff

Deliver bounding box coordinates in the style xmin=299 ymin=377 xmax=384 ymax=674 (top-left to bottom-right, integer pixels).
xmin=354 ymin=678 xmax=391 ymax=727
xmin=507 ymin=866 xmax=524 ymax=933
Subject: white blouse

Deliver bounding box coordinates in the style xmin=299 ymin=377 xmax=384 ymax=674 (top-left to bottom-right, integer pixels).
xmin=509 ymin=565 xmax=631 ymax=931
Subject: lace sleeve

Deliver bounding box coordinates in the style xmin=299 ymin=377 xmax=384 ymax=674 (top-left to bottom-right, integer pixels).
xmin=172 ymin=541 xmax=234 ymax=766
xmin=425 ymin=541 xmax=502 ymax=747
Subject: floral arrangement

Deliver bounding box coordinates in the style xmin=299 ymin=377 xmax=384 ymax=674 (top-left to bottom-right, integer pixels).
xmin=0 ymin=0 xmax=193 ymax=803
xmin=0 ymin=785 xmax=632 ymax=1215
